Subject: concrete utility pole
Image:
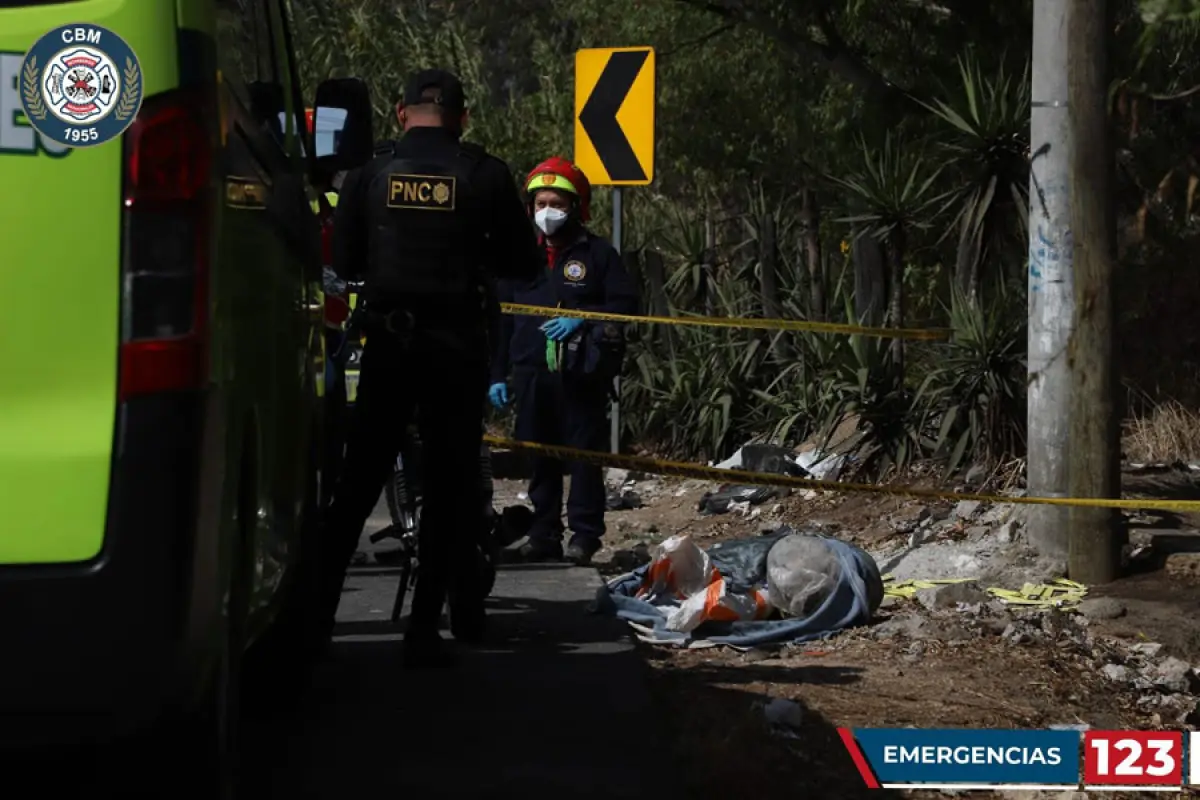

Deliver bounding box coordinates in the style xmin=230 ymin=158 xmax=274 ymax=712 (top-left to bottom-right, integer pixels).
xmin=1026 ymin=0 xmax=1074 ymax=559
xmin=1067 ymin=0 xmax=1122 ymax=584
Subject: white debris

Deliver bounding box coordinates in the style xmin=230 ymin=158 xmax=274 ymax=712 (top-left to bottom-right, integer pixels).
xmin=795 ymin=450 xmax=845 ymax=481
xmin=712 ymin=447 xmax=744 ymax=470
xmin=1102 ymin=664 xmax=1131 ymax=682
xmin=1130 ymin=642 xmax=1164 ymax=658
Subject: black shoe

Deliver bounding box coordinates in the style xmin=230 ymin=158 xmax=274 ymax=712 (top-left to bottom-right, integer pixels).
xmin=518 ymin=538 xmax=563 ymax=562
xmin=402 ymin=634 xmax=458 ymax=669
xmin=566 ymin=537 xmax=601 ymax=566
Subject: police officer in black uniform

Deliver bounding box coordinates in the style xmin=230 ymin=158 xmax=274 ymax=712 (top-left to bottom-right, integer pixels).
xmin=319 ymin=69 xmax=540 ymax=668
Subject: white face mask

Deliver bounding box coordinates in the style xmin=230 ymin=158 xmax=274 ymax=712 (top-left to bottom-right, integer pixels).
xmin=534 ymin=207 xmax=569 ymax=236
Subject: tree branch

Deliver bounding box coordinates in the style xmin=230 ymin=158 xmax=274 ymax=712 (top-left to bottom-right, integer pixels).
xmin=673 ymin=0 xmax=928 ymax=113
xmin=660 ymin=23 xmax=736 ymax=59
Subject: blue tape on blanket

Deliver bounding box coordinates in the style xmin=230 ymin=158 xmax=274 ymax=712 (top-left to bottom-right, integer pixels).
xmin=595 ymin=536 xmax=880 ymax=646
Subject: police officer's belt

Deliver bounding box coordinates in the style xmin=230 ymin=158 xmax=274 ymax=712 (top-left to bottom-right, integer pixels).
xmin=362 ymin=308 xmax=416 ymax=335
xmin=361 ymin=297 xmax=485 ymax=336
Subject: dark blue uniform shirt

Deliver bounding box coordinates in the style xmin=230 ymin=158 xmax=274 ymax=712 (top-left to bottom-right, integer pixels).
xmin=491 ymin=230 xmax=639 ymax=384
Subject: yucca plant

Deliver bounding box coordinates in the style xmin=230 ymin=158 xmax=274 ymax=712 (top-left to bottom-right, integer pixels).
xmin=829 ymin=134 xmax=946 ymax=373
xmin=814 ymin=331 xmax=926 ymax=478
xmin=622 ymin=326 xmax=768 ymax=459
xmin=744 ymin=261 xmax=858 ymax=446
xmin=913 ymin=282 xmax=1027 ymax=474
xmin=621 ymin=258 xmax=772 ymax=459
xmin=921 ymin=53 xmax=1031 ymax=304
xmin=782 ymin=294 xmax=928 ymax=478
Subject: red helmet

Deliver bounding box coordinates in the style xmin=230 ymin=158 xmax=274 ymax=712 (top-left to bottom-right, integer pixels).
xmin=524 ymin=156 xmax=591 ymax=222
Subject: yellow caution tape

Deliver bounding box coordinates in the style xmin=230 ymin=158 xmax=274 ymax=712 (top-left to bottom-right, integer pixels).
xmin=484 ymin=436 xmax=1200 ymax=512
xmin=882 ymin=577 xmax=972 ymax=599
xmin=881 ymin=576 xmax=1087 ymax=608
xmin=986 ymin=578 xmax=1088 ymax=609
xmin=499 ymin=302 xmax=950 ymax=341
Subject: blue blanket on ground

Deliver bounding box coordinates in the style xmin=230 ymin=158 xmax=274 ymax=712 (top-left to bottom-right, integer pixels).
xmin=595 ymin=532 xmax=882 ymax=647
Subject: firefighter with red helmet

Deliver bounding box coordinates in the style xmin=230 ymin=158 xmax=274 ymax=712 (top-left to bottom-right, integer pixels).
xmin=489 ymin=157 xmax=640 ymax=565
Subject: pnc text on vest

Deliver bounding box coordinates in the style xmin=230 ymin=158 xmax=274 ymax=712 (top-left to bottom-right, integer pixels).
xmin=387 ymin=173 xmax=456 ymax=211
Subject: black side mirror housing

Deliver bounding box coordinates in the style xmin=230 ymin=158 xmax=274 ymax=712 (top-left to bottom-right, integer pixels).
xmin=312 ymin=77 xmax=374 ymax=181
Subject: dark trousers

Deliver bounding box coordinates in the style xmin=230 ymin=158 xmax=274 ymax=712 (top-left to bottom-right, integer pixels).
xmin=513 ymin=366 xmax=609 ymax=546
xmin=321 ymin=328 xmax=348 ymax=504
xmin=320 ymin=327 xmax=487 ymax=638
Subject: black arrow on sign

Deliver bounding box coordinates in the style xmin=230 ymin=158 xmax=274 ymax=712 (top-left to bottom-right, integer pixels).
xmin=578 ymin=49 xmax=649 ymax=182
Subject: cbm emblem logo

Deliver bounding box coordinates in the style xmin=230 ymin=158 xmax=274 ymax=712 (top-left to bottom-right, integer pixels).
xmin=20 ymin=23 xmax=144 ymax=149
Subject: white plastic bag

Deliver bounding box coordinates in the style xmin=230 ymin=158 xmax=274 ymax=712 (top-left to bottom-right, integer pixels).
xmin=665 ymin=578 xmax=772 ymax=632
xmin=636 ymin=534 xmax=712 ymax=601
xmin=766 ymin=534 xmax=842 ymax=618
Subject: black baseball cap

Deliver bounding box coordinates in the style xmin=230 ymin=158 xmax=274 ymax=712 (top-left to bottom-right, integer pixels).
xmin=401 ymin=69 xmax=466 ymax=113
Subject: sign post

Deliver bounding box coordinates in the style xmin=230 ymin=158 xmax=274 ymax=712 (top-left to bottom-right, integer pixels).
xmin=574 ymin=46 xmax=655 ymax=454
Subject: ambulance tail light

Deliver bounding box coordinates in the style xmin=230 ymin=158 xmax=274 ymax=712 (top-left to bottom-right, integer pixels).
xmin=118 ymin=89 xmax=213 ymax=401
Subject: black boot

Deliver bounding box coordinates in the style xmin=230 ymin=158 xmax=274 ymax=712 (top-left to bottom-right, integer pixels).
xmin=516 ymin=537 xmax=563 ymax=562
xmin=565 ymin=536 xmax=601 ymax=567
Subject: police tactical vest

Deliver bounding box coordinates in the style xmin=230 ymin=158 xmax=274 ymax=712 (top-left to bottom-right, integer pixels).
xmin=361 ymin=139 xmax=487 ymax=301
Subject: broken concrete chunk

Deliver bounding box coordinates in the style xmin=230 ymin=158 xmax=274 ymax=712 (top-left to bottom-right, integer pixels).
xmin=981 ymin=503 xmax=1014 ymax=524
xmin=873 ymin=614 xmax=928 ymax=640
xmin=953 ymin=500 xmax=981 ymax=520
xmin=966 ymin=525 xmax=990 ymax=542
xmin=1102 ymin=663 xmax=1132 ymax=682
xmin=1077 ymin=597 xmax=1127 ymax=620
xmin=1130 ymin=642 xmax=1164 ymax=658
xmin=997 ymin=521 xmax=1019 ymax=544
xmin=1165 ymin=552 xmax=1200 ymax=580
xmin=914 ymin=581 xmax=989 ymax=611
xmin=1147 ymin=656 xmax=1200 ymax=694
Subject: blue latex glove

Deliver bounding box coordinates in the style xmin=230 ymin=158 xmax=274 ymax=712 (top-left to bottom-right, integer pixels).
xmin=488 ymin=382 xmax=509 ymax=409
xmin=541 ymin=317 xmax=584 ymax=342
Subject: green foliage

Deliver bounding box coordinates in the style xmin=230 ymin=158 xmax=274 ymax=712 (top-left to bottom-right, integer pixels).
xmin=915 ymin=284 xmax=1027 ymax=474
xmin=830 ymin=133 xmax=946 ymax=241
xmin=1141 ymin=0 xmax=1200 ymax=23
xmin=922 ymin=53 xmax=1031 ymax=297
xmin=286 ymin=0 xmax=1200 ymax=472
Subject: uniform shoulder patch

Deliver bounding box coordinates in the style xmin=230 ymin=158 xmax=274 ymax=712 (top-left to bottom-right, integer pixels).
xmin=563 ymin=260 xmax=587 ymax=282
xmin=386 ymin=173 xmax=456 ymax=211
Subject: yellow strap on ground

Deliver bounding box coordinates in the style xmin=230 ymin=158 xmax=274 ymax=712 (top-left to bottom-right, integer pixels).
xmin=498 ymin=302 xmax=950 ymax=341
xmin=483 ymin=436 xmax=1200 ymax=512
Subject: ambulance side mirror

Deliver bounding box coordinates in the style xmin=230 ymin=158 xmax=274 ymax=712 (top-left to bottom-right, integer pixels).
xmin=312 ymin=78 xmax=373 ymax=179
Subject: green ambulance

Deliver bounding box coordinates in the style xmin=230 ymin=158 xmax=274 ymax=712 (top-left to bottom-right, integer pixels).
xmin=0 ymin=0 xmax=373 ymax=785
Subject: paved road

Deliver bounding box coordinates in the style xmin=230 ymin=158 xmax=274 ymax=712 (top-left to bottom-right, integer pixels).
xmin=242 ymin=497 xmax=672 ymax=798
